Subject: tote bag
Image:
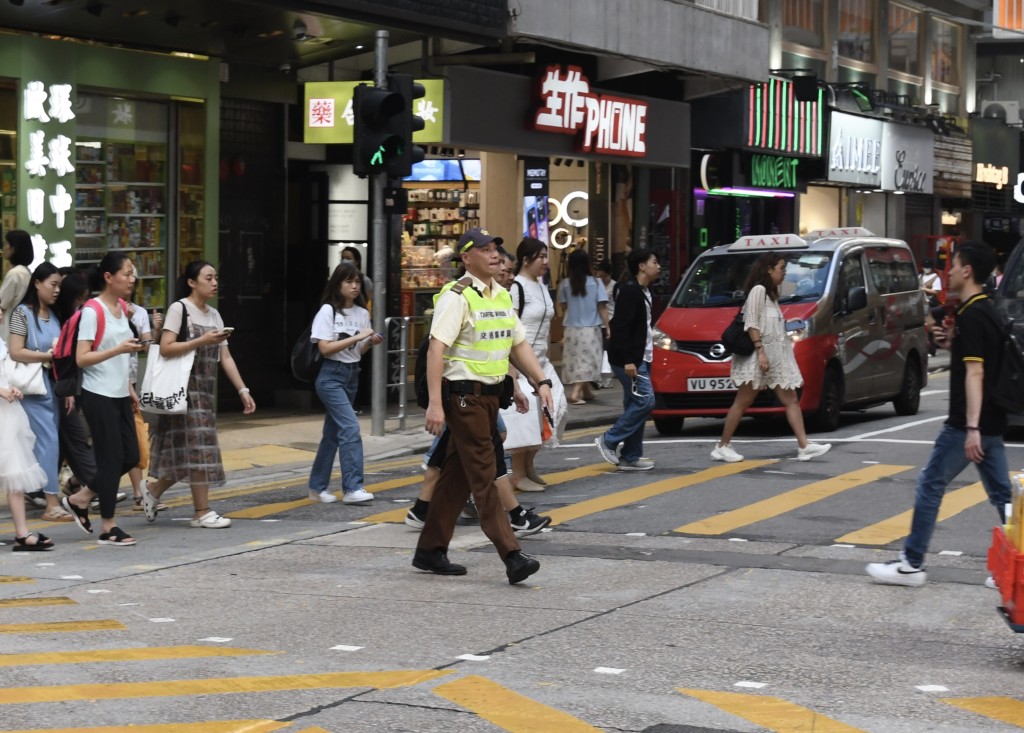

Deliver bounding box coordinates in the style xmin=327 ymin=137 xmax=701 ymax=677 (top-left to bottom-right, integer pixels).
xmin=138 ymin=344 xmax=194 ymax=414
xmin=4 ymin=317 xmax=46 ymax=395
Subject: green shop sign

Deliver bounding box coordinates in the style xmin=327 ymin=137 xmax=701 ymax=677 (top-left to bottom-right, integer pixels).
xmin=303 ymin=79 xmax=445 ymax=145
xmin=750 ymin=154 xmax=799 ymax=190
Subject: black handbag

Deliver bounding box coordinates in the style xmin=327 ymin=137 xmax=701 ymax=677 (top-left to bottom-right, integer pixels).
xmin=721 ymin=310 xmax=755 ymax=356
xmin=290 ymin=324 xmax=323 ymax=383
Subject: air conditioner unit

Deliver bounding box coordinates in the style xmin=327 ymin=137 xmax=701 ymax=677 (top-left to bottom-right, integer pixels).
xmin=981 ymin=100 xmax=1021 ymax=122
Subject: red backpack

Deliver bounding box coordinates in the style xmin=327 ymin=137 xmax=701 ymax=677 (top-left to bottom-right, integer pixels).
xmin=52 ymin=298 xmax=129 ymax=398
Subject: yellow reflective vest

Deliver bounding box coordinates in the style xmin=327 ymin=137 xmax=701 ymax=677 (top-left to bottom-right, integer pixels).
xmin=433 ymin=277 xmax=516 ymax=379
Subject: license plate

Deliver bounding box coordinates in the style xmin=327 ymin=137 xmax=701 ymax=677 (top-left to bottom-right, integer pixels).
xmin=687 ymin=377 xmax=735 ymax=392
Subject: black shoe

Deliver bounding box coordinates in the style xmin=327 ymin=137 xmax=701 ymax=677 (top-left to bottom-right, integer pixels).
xmin=504 ymin=550 xmax=540 ymax=585
xmin=25 ymin=490 xmax=47 ymax=509
xmin=412 ymin=549 xmax=467 ymax=576
xmin=510 ymin=507 xmax=551 ymax=538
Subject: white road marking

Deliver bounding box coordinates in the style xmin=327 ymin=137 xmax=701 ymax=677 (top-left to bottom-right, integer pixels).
xmin=86 ymin=589 xmax=111 ymax=594
xmin=735 ymin=681 xmax=768 ymax=689
xmin=938 ymin=550 xmax=963 ymax=556
xmin=832 ymin=544 xmax=855 ymax=548
xmin=594 ymin=667 xmax=625 ymax=675
xmin=848 ymin=416 xmax=946 ymax=440
xmin=199 ymin=637 xmax=234 ymax=643
xmin=331 ymin=644 xmax=364 ymax=651
xmin=916 ymin=685 xmax=949 ymax=692
xmin=149 ymin=618 xmax=175 ymax=623
xmin=60 ymin=575 xmax=83 ymax=580
xmin=457 ymin=654 xmax=490 ymax=661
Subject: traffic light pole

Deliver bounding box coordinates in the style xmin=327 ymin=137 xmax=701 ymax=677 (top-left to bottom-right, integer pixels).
xmin=370 ymin=29 xmax=388 ymax=437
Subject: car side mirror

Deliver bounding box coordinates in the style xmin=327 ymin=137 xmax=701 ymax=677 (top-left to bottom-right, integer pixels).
xmin=848 ymin=286 xmax=868 ymax=312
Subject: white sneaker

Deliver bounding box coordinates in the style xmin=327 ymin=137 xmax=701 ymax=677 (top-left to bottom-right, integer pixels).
xmin=796 ymin=442 xmax=831 ymax=461
xmin=595 ymin=436 xmax=619 ymax=466
xmin=190 ymin=510 xmax=232 ymax=529
xmin=309 ymin=490 xmax=339 ymax=504
xmin=515 ymin=478 xmax=546 ymax=492
xmin=985 ymin=576 xmax=998 ymax=590
xmin=865 ymin=552 xmax=926 ymax=587
xmin=710 ymin=443 xmax=744 ymax=463
xmin=342 ymin=489 xmax=375 ymax=504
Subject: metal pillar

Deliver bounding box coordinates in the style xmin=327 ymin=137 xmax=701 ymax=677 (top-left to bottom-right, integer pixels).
xmin=370 ymin=29 xmax=388 ymax=436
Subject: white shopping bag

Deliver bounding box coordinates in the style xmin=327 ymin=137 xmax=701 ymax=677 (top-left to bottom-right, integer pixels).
xmin=138 ymin=344 xmax=194 ymax=415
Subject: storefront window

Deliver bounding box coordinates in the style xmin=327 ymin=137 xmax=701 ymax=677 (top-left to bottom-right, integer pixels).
xmin=889 ymin=3 xmax=921 ymax=77
xmin=178 ymin=103 xmax=205 ymax=275
xmin=838 ymin=0 xmax=873 ymax=63
xmin=75 ymin=94 xmax=169 ymax=308
xmin=931 ymin=18 xmax=960 ymax=86
xmin=0 ymin=84 xmax=17 ymax=249
xmin=783 ymin=0 xmax=824 ymax=49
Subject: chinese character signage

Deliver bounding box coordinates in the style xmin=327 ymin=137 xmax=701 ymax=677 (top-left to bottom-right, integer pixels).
xmin=22 ymin=79 xmax=75 ymax=269
xmin=746 ymin=77 xmax=823 ymax=157
xmin=532 ymin=65 xmax=648 ymax=157
xmin=303 ymin=79 xmax=446 ymax=145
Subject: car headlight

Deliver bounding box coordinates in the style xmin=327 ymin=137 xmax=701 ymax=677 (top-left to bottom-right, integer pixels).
xmin=652 ymin=326 xmax=677 ymax=351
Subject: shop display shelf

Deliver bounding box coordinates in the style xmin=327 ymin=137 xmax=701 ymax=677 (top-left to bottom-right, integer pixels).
xmin=108 ymin=213 xmax=164 ymax=218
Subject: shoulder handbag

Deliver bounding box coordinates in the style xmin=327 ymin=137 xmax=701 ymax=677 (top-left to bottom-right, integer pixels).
xmin=4 ymin=309 xmax=46 ymax=395
xmin=721 ymin=311 xmax=754 ymax=357
xmin=138 ymin=301 xmax=193 ymax=415
xmin=291 ymin=320 xmax=323 ymax=384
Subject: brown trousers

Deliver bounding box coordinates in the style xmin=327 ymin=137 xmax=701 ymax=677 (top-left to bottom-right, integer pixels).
xmin=417 ymin=392 xmax=519 ymax=559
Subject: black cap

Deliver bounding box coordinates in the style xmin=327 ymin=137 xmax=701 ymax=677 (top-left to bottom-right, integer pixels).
xmin=922 ymin=258 xmax=934 ymax=267
xmin=456 ymin=227 xmax=504 ymax=255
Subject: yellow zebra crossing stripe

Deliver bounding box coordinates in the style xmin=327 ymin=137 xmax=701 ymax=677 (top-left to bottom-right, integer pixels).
xmin=0 ymin=576 xmax=34 ymax=584
xmin=5 ymin=722 xmax=288 ymax=733
xmin=434 ymin=675 xmax=601 ymax=732
xmin=679 ymin=688 xmax=866 ymax=732
xmin=674 ymin=464 xmax=912 ymax=535
xmin=0 ymin=645 xmax=277 ymax=667
xmin=0 ymin=670 xmax=451 ymax=704
xmin=942 ymin=696 xmax=1024 ymax=725
xmin=837 ymin=482 xmax=986 ymax=545
xmin=227 ymin=475 xmax=423 ymax=520
xmin=0 ymin=619 xmax=126 ymax=634
xmin=548 ymin=461 xmax=775 ymax=526
xmin=0 ymin=597 xmax=75 ymax=609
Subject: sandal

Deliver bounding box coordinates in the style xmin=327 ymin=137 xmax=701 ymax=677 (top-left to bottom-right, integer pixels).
xmin=97 ymin=526 xmax=137 ymax=546
xmin=140 ymin=482 xmax=159 ymax=523
xmin=60 ymin=495 xmax=92 ymax=534
xmin=40 ymin=508 xmax=74 ymax=523
xmin=133 ymin=496 xmax=168 ymax=513
xmin=13 ymin=533 xmax=54 ymax=552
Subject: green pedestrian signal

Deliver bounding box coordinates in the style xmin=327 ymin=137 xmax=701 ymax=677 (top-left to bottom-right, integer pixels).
xmin=352 ymin=83 xmax=404 ymax=178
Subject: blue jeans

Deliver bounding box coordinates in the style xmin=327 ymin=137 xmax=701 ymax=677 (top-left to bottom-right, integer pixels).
xmin=309 ymin=360 xmax=364 ymax=495
xmin=603 ymin=362 xmax=654 ymax=463
xmin=904 ymin=423 xmax=1012 ymax=568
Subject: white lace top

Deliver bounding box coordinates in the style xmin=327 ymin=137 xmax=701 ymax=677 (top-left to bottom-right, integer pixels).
xmin=730 ymin=284 xmax=803 ymax=390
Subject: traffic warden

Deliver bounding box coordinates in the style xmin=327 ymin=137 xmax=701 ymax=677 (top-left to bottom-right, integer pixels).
xmin=415 ymin=228 xmax=554 ymax=585
xmin=866 ymin=240 xmax=1011 ymax=586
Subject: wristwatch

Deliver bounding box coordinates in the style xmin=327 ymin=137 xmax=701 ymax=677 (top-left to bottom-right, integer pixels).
xmin=535 ymin=379 xmax=553 ymax=389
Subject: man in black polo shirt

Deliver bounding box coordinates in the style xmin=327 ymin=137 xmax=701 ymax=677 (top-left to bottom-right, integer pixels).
xmin=867 ymin=240 xmax=1011 ymax=587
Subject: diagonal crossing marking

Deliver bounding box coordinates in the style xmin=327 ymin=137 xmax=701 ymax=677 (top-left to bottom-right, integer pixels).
xmin=360 ymin=463 xmax=616 ymax=524
xmin=0 ymin=576 xmax=34 ymax=584
xmin=678 ymin=688 xmax=867 ymax=732
xmin=549 ymin=461 xmax=775 ymax=526
xmin=434 ymin=675 xmax=601 ymax=732
xmin=0 ymin=645 xmax=277 ymax=667
xmin=837 ymin=482 xmax=987 ymax=545
xmin=942 ymin=697 xmax=1024 ymax=726
xmin=0 ymin=597 xmax=75 ymax=609
xmin=0 ymin=670 xmax=451 ymax=704
xmin=4 ymin=722 xmax=289 ymax=733
xmin=0 ymin=619 xmax=125 ymax=634
xmin=673 ymin=464 xmax=912 ymax=536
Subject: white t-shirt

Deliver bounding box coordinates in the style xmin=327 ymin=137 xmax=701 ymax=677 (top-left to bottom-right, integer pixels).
xmin=128 ymin=302 xmax=151 ymax=385
xmin=310 ymin=303 xmax=371 ymax=364
xmin=163 ymin=299 xmax=225 ymax=363
xmin=79 ymin=299 xmax=133 ymax=398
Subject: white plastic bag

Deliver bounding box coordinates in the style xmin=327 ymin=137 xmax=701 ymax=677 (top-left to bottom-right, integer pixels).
xmin=138 ymin=344 xmax=194 ymax=415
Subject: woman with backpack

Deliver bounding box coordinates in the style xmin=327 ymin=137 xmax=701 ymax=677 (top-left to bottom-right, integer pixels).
xmin=305 ymin=261 xmax=383 ymax=504
xmin=7 ymin=262 xmax=69 ymax=523
xmin=61 ymin=252 xmax=145 ymax=545
xmin=142 ymin=260 xmax=256 ymax=528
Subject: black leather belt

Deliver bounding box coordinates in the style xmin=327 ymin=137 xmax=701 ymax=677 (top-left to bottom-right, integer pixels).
xmin=444 ymin=379 xmax=503 ymax=396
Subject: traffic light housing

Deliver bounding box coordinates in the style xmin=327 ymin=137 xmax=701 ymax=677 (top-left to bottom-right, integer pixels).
xmin=351 ymin=83 xmax=404 ymax=177
xmin=386 ymin=73 xmax=426 ymax=178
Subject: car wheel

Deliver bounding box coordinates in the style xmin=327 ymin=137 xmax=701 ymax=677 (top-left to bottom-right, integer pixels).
xmin=809 ymin=368 xmax=842 ymax=432
xmin=654 ymin=418 xmax=684 ymax=435
xmin=893 ymin=357 xmax=921 ymax=416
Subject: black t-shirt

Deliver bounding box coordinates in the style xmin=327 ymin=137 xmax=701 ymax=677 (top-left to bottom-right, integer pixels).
xmin=948 ymin=294 xmax=1007 ymax=435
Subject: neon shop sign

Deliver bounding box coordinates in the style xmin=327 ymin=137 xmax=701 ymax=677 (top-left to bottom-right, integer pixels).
xmin=23 ymin=80 xmax=75 ymax=269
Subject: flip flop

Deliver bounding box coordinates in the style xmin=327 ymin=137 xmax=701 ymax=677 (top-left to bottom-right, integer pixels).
xmin=61 ymin=495 xmax=92 ymax=534
xmin=13 ymin=533 xmax=54 ymax=551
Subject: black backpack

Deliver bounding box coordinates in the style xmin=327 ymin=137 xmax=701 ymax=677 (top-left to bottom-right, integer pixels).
xmin=982 ymin=306 xmax=1024 ymax=415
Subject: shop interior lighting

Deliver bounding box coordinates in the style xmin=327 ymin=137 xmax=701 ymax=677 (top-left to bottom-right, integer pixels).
xmin=695 ymin=187 xmax=795 ymax=199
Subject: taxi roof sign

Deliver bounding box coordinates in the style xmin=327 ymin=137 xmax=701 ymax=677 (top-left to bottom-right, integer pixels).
xmin=805 ymin=227 xmax=875 ymax=240
xmin=728 ymin=233 xmax=808 ymax=251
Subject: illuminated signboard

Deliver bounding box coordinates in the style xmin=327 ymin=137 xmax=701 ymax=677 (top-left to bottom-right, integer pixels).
xmin=746 ymin=77 xmax=823 ymax=157
xmin=22 ymin=80 xmax=75 ymax=269
xmin=533 ymin=65 xmax=648 ymax=157
xmin=303 ymin=79 xmax=446 ymax=145
xmin=750 ymin=154 xmax=799 ymax=190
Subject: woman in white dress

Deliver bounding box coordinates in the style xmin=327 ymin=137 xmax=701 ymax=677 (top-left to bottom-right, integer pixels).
xmin=711 ymin=252 xmax=831 ymax=463
xmin=500 ymin=237 xmax=567 ymax=492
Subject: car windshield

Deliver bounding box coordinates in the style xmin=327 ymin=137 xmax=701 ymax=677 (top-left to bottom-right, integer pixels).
xmin=671 ymin=251 xmax=834 ymax=308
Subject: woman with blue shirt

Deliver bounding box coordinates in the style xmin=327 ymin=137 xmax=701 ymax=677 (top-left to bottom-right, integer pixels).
xmin=62 ymin=252 xmax=145 ymax=546
xmin=558 ymin=249 xmax=609 ymax=405
xmin=307 ymin=262 xmax=383 ymax=504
